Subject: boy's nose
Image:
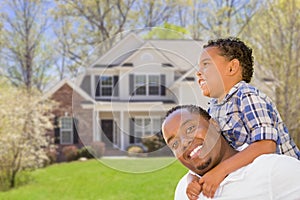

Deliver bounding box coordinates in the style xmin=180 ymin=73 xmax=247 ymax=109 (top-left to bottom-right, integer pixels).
xmin=196 ymin=70 xmax=202 ymax=77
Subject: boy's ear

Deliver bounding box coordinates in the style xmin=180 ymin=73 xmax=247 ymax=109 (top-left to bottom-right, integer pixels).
xmin=226 ymin=59 xmax=240 ymax=75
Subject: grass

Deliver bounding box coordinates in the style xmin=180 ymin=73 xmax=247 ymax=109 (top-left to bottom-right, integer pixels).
xmin=0 ymin=157 xmax=188 ymax=200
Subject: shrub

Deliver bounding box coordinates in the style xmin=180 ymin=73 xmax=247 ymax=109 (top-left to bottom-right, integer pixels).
xmin=127 ymin=145 xmax=145 ymax=157
xmin=90 ymin=142 xmax=105 ymax=158
xmin=77 ymin=146 xmax=95 ymax=159
xmin=45 ymin=146 xmax=58 ymax=165
xmin=62 ymin=146 xmax=78 ymax=162
xmin=142 ymin=134 xmax=166 ymax=153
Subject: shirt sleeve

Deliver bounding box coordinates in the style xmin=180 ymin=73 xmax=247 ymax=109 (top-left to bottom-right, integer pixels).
xmin=241 ymin=93 xmax=278 ymax=142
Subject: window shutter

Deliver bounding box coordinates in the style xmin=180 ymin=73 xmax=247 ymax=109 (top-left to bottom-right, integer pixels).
xmin=129 ymin=74 xmax=134 ymax=95
xmin=113 ymin=76 xmax=119 ymax=96
xmin=54 ymin=116 xmax=60 ymax=144
xmin=160 ymin=74 xmax=166 ymax=96
xmin=129 ymin=118 xmax=135 ymax=144
xmin=95 ymin=75 xmax=100 ymax=97
xmin=73 ymin=118 xmax=79 ymax=144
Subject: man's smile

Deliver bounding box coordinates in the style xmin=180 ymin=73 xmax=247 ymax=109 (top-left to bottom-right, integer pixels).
xmin=189 ymin=144 xmax=203 ymax=159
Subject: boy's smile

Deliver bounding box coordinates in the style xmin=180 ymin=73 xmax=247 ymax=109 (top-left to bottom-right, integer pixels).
xmin=197 ymin=47 xmax=229 ymax=101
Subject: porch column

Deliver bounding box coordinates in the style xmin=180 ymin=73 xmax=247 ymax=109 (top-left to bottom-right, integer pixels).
xmin=93 ymin=110 xmax=100 ymax=141
xmin=91 ymin=75 xmax=95 ymax=99
xmin=120 ymin=110 xmax=124 ymax=150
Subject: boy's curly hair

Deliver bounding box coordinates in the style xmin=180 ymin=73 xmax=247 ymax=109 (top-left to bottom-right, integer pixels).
xmin=204 ymin=37 xmax=254 ymax=83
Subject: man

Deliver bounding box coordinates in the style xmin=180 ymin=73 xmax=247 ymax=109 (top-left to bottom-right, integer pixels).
xmin=162 ymin=104 xmax=300 ymax=200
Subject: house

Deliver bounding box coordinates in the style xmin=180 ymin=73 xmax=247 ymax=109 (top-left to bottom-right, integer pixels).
xmin=45 ymin=32 xmax=274 ymax=159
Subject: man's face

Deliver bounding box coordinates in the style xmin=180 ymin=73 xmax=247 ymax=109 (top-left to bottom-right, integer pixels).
xmin=162 ymin=109 xmax=223 ymax=175
xmin=196 ymin=47 xmax=228 ymax=99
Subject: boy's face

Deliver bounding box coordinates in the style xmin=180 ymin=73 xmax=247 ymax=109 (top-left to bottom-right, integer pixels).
xmin=162 ymin=109 xmax=223 ymax=176
xmin=197 ymin=47 xmax=229 ymax=99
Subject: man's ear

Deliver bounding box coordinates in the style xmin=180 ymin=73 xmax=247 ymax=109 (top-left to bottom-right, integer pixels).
xmin=209 ymin=118 xmax=221 ymax=132
xmin=226 ymin=58 xmax=240 ymax=75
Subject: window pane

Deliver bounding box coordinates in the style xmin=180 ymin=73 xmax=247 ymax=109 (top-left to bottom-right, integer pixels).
xmin=101 ymin=87 xmax=112 ymax=96
xmin=144 ymin=118 xmax=151 ymax=126
xmin=153 ymin=119 xmax=161 ymax=132
xmin=136 ymin=86 xmax=146 ymax=95
xmin=61 ymin=131 xmax=72 ymax=144
xmin=61 ymin=118 xmax=72 ymax=129
xmin=135 ymin=119 xmax=143 ymax=126
xmin=101 ymin=76 xmax=112 ymax=85
xmin=149 ymin=75 xmax=159 ymax=84
xmin=144 ymin=118 xmax=152 ymax=134
xmin=135 ymin=75 xmax=146 ymax=84
xmin=149 ymin=86 xmax=159 ymax=95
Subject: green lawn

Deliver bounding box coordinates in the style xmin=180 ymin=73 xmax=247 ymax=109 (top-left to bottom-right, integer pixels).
xmin=0 ymin=157 xmax=188 ymax=200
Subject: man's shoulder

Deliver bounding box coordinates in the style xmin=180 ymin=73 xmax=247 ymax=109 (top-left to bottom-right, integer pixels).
xmin=250 ymin=154 xmax=300 ymax=171
xmin=174 ymin=173 xmax=190 ymax=200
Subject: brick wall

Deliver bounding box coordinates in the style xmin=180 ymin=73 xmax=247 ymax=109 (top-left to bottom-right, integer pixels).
xmin=49 ymin=83 xmax=94 ymax=161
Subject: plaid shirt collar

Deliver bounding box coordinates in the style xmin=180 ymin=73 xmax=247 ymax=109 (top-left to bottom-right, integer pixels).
xmin=210 ymin=81 xmax=245 ymax=105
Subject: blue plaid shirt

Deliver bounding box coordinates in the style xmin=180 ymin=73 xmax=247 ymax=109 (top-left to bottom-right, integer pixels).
xmin=208 ymin=81 xmax=300 ymax=159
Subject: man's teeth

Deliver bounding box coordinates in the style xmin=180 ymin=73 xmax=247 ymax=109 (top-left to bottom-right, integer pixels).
xmin=189 ymin=145 xmax=203 ymax=157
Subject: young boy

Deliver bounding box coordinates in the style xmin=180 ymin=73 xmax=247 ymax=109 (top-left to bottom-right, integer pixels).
xmin=187 ymin=37 xmax=300 ymax=199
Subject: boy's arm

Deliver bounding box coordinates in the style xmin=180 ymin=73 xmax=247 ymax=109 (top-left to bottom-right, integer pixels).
xmin=186 ymin=173 xmax=202 ymax=200
xmin=200 ymin=139 xmax=276 ymax=198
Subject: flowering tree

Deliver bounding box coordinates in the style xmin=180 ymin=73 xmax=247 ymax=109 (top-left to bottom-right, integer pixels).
xmin=0 ymin=78 xmax=55 ymax=190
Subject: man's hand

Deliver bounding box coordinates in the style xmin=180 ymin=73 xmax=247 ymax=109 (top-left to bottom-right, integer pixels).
xmin=186 ymin=174 xmax=202 ymax=200
xmin=198 ymin=165 xmax=226 ymax=198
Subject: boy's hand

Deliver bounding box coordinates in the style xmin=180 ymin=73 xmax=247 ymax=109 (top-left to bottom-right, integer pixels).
xmin=186 ymin=174 xmax=202 ymax=200
xmin=199 ymin=165 xmax=226 ymax=198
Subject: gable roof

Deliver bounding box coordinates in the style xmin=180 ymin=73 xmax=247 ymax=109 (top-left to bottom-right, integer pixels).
xmin=90 ymin=32 xmax=144 ymax=67
xmin=89 ymin=32 xmax=204 ymax=72
xmin=149 ymin=39 xmax=204 ymax=71
xmin=119 ymin=41 xmax=177 ymax=68
xmin=43 ymin=79 xmax=95 ymax=103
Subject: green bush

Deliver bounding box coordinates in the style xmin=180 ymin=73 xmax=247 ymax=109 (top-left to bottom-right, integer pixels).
xmin=77 ymin=146 xmax=95 ymax=159
xmin=142 ymin=134 xmax=166 ymax=153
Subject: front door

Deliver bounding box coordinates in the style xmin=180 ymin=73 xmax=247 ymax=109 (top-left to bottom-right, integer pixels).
xmin=101 ymin=120 xmax=114 ymax=147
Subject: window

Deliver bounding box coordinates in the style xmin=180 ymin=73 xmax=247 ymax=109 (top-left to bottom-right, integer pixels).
xmin=134 ymin=75 xmax=146 ymax=95
xmin=134 ymin=75 xmax=160 ymax=96
xmin=60 ymin=117 xmax=73 ymax=144
xmin=100 ymin=76 xmax=113 ymax=96
xmin=95 ymin=75 xmax=119 ymax=97
xmin=149 ymin=75 xmax=160 ymax=95
xmin=132 ymin=117 xmax=162 ymax=143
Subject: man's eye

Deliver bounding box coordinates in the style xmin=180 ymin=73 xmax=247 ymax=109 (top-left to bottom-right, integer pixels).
xmin=171 ymin=140 xmax=179 ymax=150
xmin=186 ymin=125 xmax=195 ymax=134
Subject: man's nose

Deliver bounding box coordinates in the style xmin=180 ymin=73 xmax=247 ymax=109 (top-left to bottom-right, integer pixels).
xmin=181 ymin=138 xmax=193 ymax=152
